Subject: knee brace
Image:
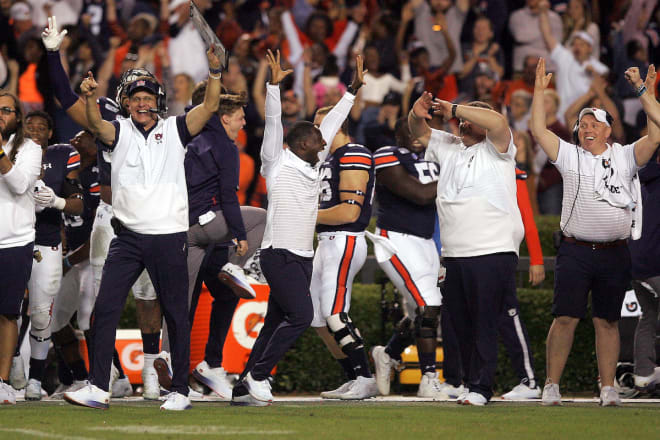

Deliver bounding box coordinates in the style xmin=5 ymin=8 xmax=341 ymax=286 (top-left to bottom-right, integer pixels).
xmin=326 ymin=312 xmax=364 ymax=354
xmin=30 ymin=303 xmax=53 ymax=337
xmin=414 ymin=306 xmax=440 ymax=339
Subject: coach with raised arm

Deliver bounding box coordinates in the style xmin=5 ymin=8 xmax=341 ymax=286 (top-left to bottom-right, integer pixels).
xmin=531 ymin=59 xmax=660 ymax=407
xmin=62 ymin=46 xmax=223 ymax=412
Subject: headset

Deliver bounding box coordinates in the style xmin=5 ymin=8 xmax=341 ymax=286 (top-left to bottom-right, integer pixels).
xmin=125 ymin=78 xmax=168 ymax=116
xmin=115 ymin=68 xmax=164 ymax=116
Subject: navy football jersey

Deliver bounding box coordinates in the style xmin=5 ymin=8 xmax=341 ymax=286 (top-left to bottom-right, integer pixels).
xmin=96 ymin=96 xmax=121 ymax=186
xmin=35 ymin=144 xmax=81 ymax=246
xmin=64 ymin=164 xmax=100 ymax=251
xmin=373 ymin=146 xmax=439 ymax=239
xmin=317 ymin=143 xmax=375 ymax=234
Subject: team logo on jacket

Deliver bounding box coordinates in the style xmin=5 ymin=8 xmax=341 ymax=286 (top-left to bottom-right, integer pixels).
xmin=155 ymin=133 xmax=163 ymax=143
xmin=602 ymin=158 xmax=611 ymax=169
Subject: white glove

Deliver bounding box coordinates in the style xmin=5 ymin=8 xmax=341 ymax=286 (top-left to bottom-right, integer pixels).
xmin=41 ymin=16 xmax=68 ymax=51
xmin=34 ymin=186 xmax=66 ymax=210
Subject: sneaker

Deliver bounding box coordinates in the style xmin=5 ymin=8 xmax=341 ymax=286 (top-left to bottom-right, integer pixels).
xmin=417 ymin=372 xmax=450 ymax=400
xmin=502 ymin=382 xmax=542 ymax=400
xmin=456 ymin=388 xmax=469 ymax=404
xmin=231 ymin=381 xmax=270 ymax=407
xmin=64 ymin=382 xmax=110 ymax=409
xmin=320 ymin=380 xmax=355 ymax=399
xmin=0 ymin=381 xmax=16 ymax=405
xmin=153 ymin=351 xmax=173 ymax=391
xmin=244 ymin=372 xmax=273 ymax=403
xmin=51 ymin=380 xmax=88 ymax=400
xmin=438 ymin=382 xmax=465 ymax=399
xmin=339 ymin=376 xmax=378 ymax=400
xmin=600 ymin=385 xmax=621 ymax=407
xmin=634 ymin=367 xmax=660 ymax=391
xmin=462 ymin=391 xmax=487 ymax=406
xmin=9 ymin=356 xmax=27 ymax=390
xmin=160 ymin=391 xmax=192 ymax=411
xmin=218 ymin=263 xmax=257 ymax=299
xmin=371 ymin=346 xmax=399 ymax=396
xmin=111 ymin=376 xmax=133 ymax=397
xmin=193 ymin=361 xmax=232 ymax=400
xmin=243 ymin=250 xmax=267 ymax=284
xmin=142 ymin=366 xmax=160 ymax=400
xmin=25 ymin=378 xmax=44 ymax=401
xmin=541 ymin=383 xmax=562 ymax=406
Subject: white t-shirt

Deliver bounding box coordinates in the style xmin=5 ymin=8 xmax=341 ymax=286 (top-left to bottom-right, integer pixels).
xmin=0 ymin=135 xmax=41 ymax=248
xmin=552 ymin=139 xmax=639 ymax=241
xmin=426 ymin=129 xmax=524 ymax=257
xmin=550 ymin=44 xmax=609 ymax=119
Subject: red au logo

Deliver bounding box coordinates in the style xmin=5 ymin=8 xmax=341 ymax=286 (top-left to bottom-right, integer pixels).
xmin=155 ymin=133 xmax=162 ymax=141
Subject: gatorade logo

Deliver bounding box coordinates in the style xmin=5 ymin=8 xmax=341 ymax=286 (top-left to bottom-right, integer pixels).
xmin=120 ymin=342 xmax=145 ymax=371
xmin=232 ymin=301 xmax=267 ymax=350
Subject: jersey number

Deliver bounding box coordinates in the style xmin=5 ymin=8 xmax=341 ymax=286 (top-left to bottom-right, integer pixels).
xmin=414 ymin=162 xmax=440 ymax=184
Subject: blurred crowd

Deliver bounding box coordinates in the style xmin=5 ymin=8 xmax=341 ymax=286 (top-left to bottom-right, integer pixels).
xmin=1 ymin=0 xmax=659 ymax=214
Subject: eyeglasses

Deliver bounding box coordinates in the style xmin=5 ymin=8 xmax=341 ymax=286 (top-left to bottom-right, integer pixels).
xmin=0 ymin=107 xmax=17 ymax=116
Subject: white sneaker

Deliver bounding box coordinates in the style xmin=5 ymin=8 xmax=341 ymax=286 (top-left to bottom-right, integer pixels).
xmin=542 ymin=383 xmax=562 ymax=406
xmin=0 ymin=381 xmax=16 ymax=405
xmin=51 ymin=380 xmax=88 ymax=400
xmin=339 ymin=376 xmax=378 ymax=400
xmin=153 ymin=351 xmax=173 ymax=390
xmin=9 ymin=356 xmax=27 ymax=390
xmin=231 ymin=386 xmax=271 ymax=407
xmin=245 ymin=372 xmax=273 ymax=403
xmin=111 ymin=376 xmax=133 ymax=397
xmin=462 ymin=391 xmax=487 ymax=406
xmin=634 ymin=367 xmax=660 ymax=390
xmin=438 ymin=382 xmax=465 ymax=399
xmin=320 ymin=380 xmax=355 ymax=399
xmin=371 ymin=346 xmax=399 ymax=396
xmin=193 ymin=361 xmax=232 ymax=400
xmin=142 ymin=366 xmax=160 ymax=400
xmin=417 ymin=372 xmax=450 ymax=400
xmin=456 ymin=388 xmax=469 ymax=404
xmin=600 ymin=385 xmax=621 ymax=407
xmin=160 ymin=391 xmax=192 ymax=410
xmin=64 ymin=382 xmax=110 ymax=409
xmin=218 ymin=262 xmax=257 ymax=299
xmin=25 ymin=378 xmax=43 ymax=401
xmin=502 ymin=382 xmax=541 ymax=400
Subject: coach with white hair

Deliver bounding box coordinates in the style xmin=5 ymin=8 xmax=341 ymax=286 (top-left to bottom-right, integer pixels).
xmin=531 ymin=58 xmax=660 ymax=407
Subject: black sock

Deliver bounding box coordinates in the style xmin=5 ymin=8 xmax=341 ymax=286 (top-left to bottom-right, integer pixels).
xmin=70 ymin=359 xmax=88 ymax=381
xmin=141 ymin=332 xmax=160 ymax=355
xmin=338 ymin=357 xmax=357 ymax=380
xmin=56 ymin=352 xmax=73 ymax=387
xmin=346 ymin=346 xmax=372 ymax=378
xmin=112 ymin=350 xmax=126 ymax=378
xmin=28 ymin=358 xmax=47 ymax=382
xmin=418 ymin=351 xmax=436 ymax=375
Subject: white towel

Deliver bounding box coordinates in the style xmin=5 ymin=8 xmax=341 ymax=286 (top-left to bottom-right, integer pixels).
xmin=365 ymin=231 xmax=400 ymax=263
xmin=592 ymin=147 xmax=643 ymax=240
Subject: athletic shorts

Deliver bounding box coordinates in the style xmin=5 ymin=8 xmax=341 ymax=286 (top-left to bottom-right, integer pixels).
xmin=0 ymin=242 xmax=33 ymax=316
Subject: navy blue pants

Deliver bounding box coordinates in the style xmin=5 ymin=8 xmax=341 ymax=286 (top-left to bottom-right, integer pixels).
xmin=189 ymin=245 xmax=238 ymax=368
xmin=241 ymin=247 xmax=313 ymax=381
xmin=88 ymin=229 xmax=190 ymax=395
xmin=442 ymin=253 xmax=518 ymax=400
xmin=0 ymin=242 xmax=33 ymax=316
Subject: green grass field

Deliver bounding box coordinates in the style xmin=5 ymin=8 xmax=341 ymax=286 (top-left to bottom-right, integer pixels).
xmin=1 ymin=401 xmax=659 ymax=439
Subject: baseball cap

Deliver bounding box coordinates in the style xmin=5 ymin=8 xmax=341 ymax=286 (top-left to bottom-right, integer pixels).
xmin=571 ymin=31 xmax=594 ymax=47
xmin=578 ymin=107 xmax=611 ymax=127
xmin=126 ymin=78 xmax=160 ymax=97
xmin=10 ymin=3 xmax=31 ymax=21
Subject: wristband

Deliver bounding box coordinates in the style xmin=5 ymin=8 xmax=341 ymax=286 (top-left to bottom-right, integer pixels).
xmin=451 ymin=103 xmax=458 ymax=119
xmin=0 ymin=148 xmax=5 ymax=160
xmin=209 ymin=72 xmax=221 ymax=80
xmin=636 ymin=85 xmax=647 ymax=97
xmin=53 ymin=196 xmax=66 ymax=211
xmin=209 ymin=67 xmax=222 ymax=75
xmin=347 ymin=85 xmax=359 ymax=96
xmin=63 ymin=257 xmax=72 ymax=270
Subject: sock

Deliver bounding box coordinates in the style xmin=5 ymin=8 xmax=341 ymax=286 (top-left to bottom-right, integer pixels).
xmin=113 ymin=350 xmax=126 ymax=379
xmin=346 ymin=346 xmax=373 ymax=378
xmin=56 ymin=352 xmax=73 ymax=387
xmin=70 ymin=359 xmax=88 ymax=381
xmin=337 ymin=357 xmax=357 ymax=380
xmin=143 ymin=353 xmax=157 ymax=370
xmin=418 ymin=351 xmax=436 ymax=375
xmin=141 ymin=332 xmax=160 ymax=355
xmin=28 ymin=358 xmax=46 ymax=382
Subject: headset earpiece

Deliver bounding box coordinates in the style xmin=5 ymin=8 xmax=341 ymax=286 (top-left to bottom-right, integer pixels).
xmin=573 ymin=121 xmax=580 ymax=145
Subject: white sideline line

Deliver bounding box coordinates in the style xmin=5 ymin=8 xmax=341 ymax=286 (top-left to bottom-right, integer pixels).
xmin=0 ymin=428 xmax=96 ymax=440
xmin=87 ymin=426 xmax=295 ymax=435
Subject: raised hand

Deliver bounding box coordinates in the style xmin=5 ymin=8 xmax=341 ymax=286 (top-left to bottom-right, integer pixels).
xmin=432 ymin=98 xmax=452 ymax=119
xmin=207 ymin=44 xmax=222 ymax=71
xmin=41 ymin=16 xmax=68 ymax=51
xmin=624 ymin=66 xmax=643 ymax=89
xmin=645 ymin=64 xmax=656 ymax=91
xmin=80 ymin=71 xmax=98 ymax=97
xmin=266 ymin=49 xmax=292 ymax=85
xmin=535 ymin=58 xmax=552 ymax=91
xmin=411 ymin=91 xmax=435 ymax=120
xmin=350 ymin=54 xmax=368 ymax=91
